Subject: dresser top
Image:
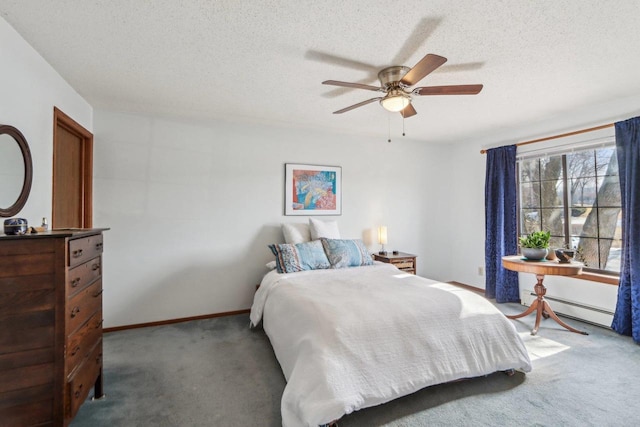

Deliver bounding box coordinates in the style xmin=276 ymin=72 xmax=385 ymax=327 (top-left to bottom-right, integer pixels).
xmin=0 ymin=227 xmax=109 ymax=241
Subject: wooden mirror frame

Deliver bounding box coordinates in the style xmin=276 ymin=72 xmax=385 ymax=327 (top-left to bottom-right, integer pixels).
xmin=0 ymin=124 xmax=33 ymax=217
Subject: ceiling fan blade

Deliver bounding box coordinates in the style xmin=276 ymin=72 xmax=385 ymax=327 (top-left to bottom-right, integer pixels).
xmin=437 ymin=62 xmax=484 ymax=73
xmin=400 ymin=104 xmax=417 ymax=118
xmin=391 ymin=17 xmax=442 ymax=66
xmin=413 ymin=84 xmax=484 ymax=96
xmin=323 ymin=80 xmax=381 ymax=91
xmin=333 ymin=97 xmax=383 ymax=114
xmin=322 ymin=77 xmax=381 ymax=99
xmin=306 ymin=50 xmax=379 ymax=73
xmin=400 ymin=54 xmax=447 ymax=86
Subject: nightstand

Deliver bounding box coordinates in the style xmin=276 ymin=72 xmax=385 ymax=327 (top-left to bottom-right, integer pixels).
xmin=373 ymin=252 xmax=417 ymax=274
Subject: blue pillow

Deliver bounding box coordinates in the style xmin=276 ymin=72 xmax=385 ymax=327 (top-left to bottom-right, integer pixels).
xmin=321 ymin=238 xmax=374 ymax=269
xmin=269 ymin=240 xmax=331 ymax=273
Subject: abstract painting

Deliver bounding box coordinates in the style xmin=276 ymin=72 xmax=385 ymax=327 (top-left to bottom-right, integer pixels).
xmin=285 ymin=163 xmax=342 ymax=215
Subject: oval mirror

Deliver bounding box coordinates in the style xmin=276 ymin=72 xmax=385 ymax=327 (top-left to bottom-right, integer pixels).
xmin=0 ymin=124 xmax=33 ymax=217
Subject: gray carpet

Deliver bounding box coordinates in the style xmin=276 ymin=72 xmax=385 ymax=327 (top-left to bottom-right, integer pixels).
xmin=71 ymin=304 xmax=640 ymax=426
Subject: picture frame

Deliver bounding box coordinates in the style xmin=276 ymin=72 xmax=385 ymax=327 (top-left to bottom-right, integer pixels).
xmin=284 ymin=163 xmax=342 ymax=216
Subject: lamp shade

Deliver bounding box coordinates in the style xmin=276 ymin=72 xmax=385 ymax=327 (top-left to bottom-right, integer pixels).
xmin=378 ymin=226 xmax=388 ymax=245
xmin=380 ymin=89 xmax=411 ymax=112
xmin=380 ymin=95 xmax=410 ymax=112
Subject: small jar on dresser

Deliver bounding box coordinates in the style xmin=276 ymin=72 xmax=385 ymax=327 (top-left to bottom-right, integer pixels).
xmin=0 ymin=228 xmax=108 ymax=426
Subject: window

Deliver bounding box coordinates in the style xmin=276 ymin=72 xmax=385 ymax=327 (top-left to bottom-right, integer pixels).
xmin=518 ymin=145 xmax=621 ymax=274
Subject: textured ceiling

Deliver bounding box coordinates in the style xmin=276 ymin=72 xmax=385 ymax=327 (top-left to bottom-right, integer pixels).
xmin=1 ymin=0 xmax=640 ymax=145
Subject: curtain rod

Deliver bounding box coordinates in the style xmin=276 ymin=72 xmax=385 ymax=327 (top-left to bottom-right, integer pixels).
xmin=479 ymin=123 xmax=615 ymax=154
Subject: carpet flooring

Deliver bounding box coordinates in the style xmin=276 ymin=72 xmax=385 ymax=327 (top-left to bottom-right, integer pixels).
xmin=71 ymin=303 xmax=640 ymax=427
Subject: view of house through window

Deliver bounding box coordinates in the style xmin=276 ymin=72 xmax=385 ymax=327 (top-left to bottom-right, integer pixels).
xmin=518 ymin=145 xmax=621 ymax=273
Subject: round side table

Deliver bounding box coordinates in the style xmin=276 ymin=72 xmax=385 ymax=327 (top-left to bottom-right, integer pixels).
xmin=502 ymin=255 xmax=587 ymax=336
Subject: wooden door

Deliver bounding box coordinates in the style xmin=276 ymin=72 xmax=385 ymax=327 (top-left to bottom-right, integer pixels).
xmin=52 ymin=107 xmax=93 ymax=228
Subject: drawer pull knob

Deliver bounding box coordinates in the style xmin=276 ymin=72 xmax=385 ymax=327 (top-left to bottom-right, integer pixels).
xmin=72 ymin=249 xmax=84 ymax=258
xmin=71 ymin=345 xmax=81 ymax=356
xmin=96 ymin=242 xmax=103 ymax=250
xmin=92 ymin=263 xmax=100 ymax=271
xmin=93 ymin=289 xmax=104 ymax=298
xmin=71 ymin=278 xmax=81 ymax=287
xmin=75 ymin=383 xmax=83 ymax=398
xmin=70 ymin=306 xmax=81 ymax=318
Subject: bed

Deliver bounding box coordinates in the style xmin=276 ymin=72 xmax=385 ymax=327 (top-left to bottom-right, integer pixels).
xmin=250 ymin=261 xmax=532 ymax=427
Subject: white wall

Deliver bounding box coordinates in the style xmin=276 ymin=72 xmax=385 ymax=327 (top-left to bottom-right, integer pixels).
xmin=93 ymin=110 xmax=453 ymax=327
xmin=0 ymin=17 xmax=92 ymax=223
xmin=446 ymin=141 xmax=488 ymax=288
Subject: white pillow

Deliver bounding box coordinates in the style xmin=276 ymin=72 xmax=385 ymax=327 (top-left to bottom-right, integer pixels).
xmin=265 ymin=260 xmax=277 ymax=270
xmin=281 ymin=223 xmax=311 ymax=244
xmin=309 ymin=218 xmax=341 ymax=240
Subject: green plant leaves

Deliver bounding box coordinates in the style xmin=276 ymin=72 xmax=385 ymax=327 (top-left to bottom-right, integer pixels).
xmin=519 ymin=230 xmax=551 ymax=249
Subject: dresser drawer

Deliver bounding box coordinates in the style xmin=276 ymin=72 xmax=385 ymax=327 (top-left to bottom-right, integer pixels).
xmin=67 ymin=257 xmax=101 ymax=297
xmin=68 ymin=234 xmax=103 ymax=268
xmin=66 ymin=310 xmax=102 ymax=377
xmin=66 ymin=280 xmax=102 ymax=336
xmin=67 ymin=339 xmax=102 ymax=418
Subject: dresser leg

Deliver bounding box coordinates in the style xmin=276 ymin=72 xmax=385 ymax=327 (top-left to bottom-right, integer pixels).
xmin=92 ymin=372 xmax=106 ymax=400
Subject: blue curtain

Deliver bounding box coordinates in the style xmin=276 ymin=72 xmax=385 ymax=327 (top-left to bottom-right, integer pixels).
xmin=611 ymin=116 xmax=640 ymax=343
xmin=485 ymin=145 xmax=519 ymax=302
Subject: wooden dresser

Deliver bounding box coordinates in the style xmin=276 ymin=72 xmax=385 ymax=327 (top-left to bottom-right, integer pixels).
xmin=0 ymin=228 xmax=107 ymax=426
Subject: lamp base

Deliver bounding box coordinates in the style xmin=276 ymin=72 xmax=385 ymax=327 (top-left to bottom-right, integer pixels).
xmin=378 ymin=250 xmax=388 ymax=255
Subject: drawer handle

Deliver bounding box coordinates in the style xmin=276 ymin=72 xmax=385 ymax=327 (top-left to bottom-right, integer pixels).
xmin=74 ymin=383 xmax=83 ymax=399
xmin=71 ymin=277 xmax=81 ymax=288
xmin=71 ymin=345 xmax=81 ymax=356
xmin=96 ymin=242 xmax=103 ymax=250
xmin=70 ymin=306 xmax=81 ymax=318
xmin=72 ymin=249 xmax=84 ymax=258
xmin=93 ymin=289 xmax=104 ymax=298
xmin=92 ymin=263 xmax=100 ymax=271
xmin=95 ymin=319 xmax=104 ymax=329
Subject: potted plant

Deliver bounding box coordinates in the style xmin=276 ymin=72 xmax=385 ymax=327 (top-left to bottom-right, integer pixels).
xmin=519 ymin=230 xmax=550 ymax=260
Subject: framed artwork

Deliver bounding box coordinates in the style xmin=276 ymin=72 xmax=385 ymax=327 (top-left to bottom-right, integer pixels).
xmin=285 ymin=163 xmax=342 ymax=216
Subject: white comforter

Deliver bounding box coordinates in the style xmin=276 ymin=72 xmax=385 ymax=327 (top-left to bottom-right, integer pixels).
xmin=250 ymin=263 xmax=532 ymax=427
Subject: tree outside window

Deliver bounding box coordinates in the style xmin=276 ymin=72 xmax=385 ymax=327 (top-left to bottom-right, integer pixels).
xmin=518 ymin=146 xmax=621 ymax=273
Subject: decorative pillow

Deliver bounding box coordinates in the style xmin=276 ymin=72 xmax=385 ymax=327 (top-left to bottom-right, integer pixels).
xmin=281 ymin=223 xmax=311 ymax=244
xmin=321 ymin=238 xmax=374 ymax=269
xmin=309 ymin=218 xmax=341 ymax=240
xmin=269 ymin=240 xmax=331 ymax=273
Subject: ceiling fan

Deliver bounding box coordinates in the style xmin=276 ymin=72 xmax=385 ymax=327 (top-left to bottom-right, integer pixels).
xmin=322 ymin=54 xmax=483 ymax=118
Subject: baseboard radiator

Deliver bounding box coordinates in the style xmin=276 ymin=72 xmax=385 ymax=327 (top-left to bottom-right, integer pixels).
xmin=521 ymin=290 xmax=614 ymax=328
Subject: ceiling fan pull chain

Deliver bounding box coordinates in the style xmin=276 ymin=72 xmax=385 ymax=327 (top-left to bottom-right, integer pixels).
xmin=388 ymin=114 xmax=392 ymax=143
xmin=403 ymin=115 xmax=406 ymax=137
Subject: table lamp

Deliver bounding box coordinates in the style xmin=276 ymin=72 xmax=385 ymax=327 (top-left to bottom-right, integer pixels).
xmin=378 ymin=226 xmax=388 ymax=255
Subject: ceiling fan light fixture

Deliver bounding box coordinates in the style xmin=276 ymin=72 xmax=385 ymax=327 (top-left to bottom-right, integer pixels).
xmin=380 ymin=91 xmax=411 ymax=112
xmin=323 ymin=53 xmax=482 ymax=117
